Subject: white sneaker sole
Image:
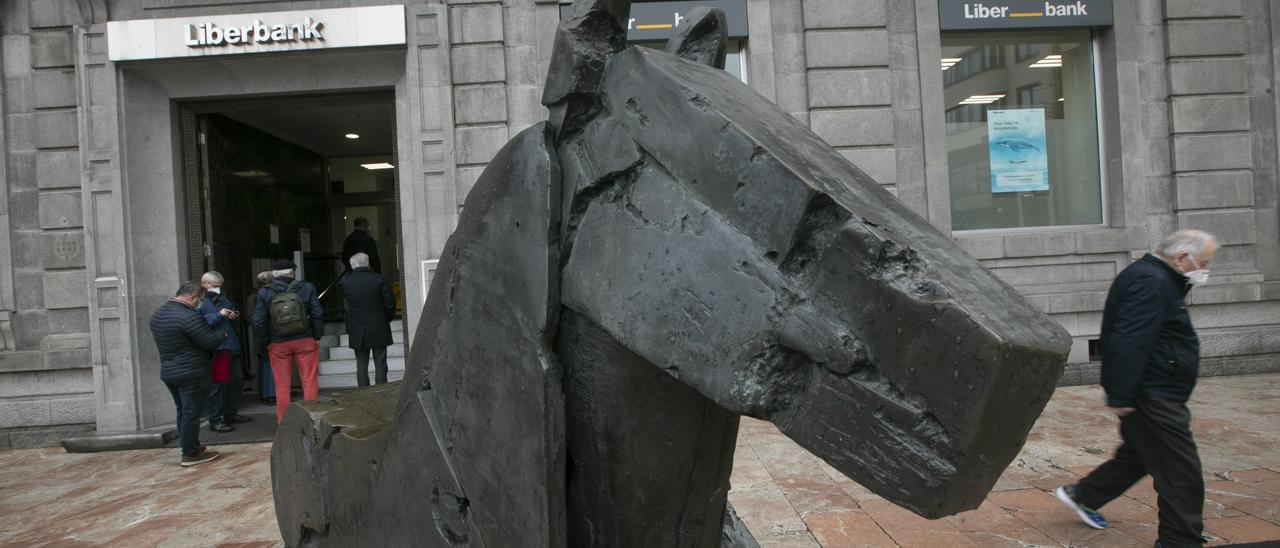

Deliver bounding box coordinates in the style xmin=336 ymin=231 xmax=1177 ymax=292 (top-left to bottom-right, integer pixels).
xmin=1055 ymin=486 xmax=1107 ymax=529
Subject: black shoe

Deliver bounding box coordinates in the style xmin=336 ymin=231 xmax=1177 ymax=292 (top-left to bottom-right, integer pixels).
xmin=209 ymin=422 xmax=234 ymax=433
xmin=180 ymin=449 xmax=220 ymax=467
xmin=263 ymin=397 xmax=276 ymax=405
xmin=226 ymin=414 xmax=253 ymax=424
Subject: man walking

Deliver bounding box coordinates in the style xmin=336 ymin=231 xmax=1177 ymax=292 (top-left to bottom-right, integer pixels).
xmin=340 ymin=252 xmax=396 ymax=386
xmin=197 ymin=271 xmax=252 ymax=432
xmin=151 ymin=280 xmax=227 ymax=466
xmin=341 ymin=217 xmax=381 ymax=274
xmin=1055 ymin=229 xmax=1217 ymax=548
xmin=252 ymin=258 xmax=325 ymax=423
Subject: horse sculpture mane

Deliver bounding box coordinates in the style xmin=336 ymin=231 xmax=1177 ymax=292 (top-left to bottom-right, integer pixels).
xmin=270 ymin=2 xmax=1071 ymax=546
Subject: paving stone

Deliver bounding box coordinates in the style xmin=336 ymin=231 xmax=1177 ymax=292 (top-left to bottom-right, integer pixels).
xmin=1204 ymin=515 xmax=1280 ymax=543
xmin=802 ymin=509 xmax=895 ymax=547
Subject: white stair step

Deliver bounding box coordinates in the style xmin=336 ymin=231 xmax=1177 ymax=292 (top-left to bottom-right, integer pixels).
xmin=318 ymin=357 xmax=406 ymax=376
xmin=323 ymin=322 xmax=346 ymax=336
xmin=328 ymin=345 xmax=406 ymax=361
xmin=318 ymin=334 xmax=340 ymax=348
xmin=339 ymin=331 xmax=405 ymax=347
xmin=318 ymin=370 xmax=405 ymax=389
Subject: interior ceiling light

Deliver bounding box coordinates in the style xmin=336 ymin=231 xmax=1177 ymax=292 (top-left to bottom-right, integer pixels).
xmin=345 ymin=133 xmax=360 ymax=139
xmin=958 ymin=94 xmax=1005 ymax=105
xmin=941 ymin=57 xmax=962 ymax=70
xmin=1030 ymin=54 xmax=1063 ymax=68
xmin=361 ymin=162 xmax=395 ymax=170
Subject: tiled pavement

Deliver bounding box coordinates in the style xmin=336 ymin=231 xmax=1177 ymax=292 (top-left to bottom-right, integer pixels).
xmin=1 ymin=374 xmax=1278 ymax=547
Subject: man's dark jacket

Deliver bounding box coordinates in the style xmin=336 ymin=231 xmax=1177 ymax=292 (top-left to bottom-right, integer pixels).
xmin=339 ymin=267 xmax=396 ymax=349
xmin=1099 ymin=253 xmax=1200 ymax=408
xmin=197 ymin=292 xmax=241 ymax=354
xmin=251 ymin=277 xmax=326 ymax=343
xmin=342 ymin=229 xmax=381 ymax=273
xmin=151 ymin=299 xmax=227 ymax=382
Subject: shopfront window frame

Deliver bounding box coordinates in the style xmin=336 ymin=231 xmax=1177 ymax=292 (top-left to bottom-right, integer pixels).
xmin=946 ymin=31 xmax=1109 ymax=236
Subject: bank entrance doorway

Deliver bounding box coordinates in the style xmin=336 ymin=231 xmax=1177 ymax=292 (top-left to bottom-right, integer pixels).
xmin=179 ymin=92 xmax=404 ymax=391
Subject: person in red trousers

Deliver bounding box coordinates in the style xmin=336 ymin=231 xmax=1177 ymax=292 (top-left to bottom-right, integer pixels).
xmin=251 ymin=258 xmax=325 ymax=423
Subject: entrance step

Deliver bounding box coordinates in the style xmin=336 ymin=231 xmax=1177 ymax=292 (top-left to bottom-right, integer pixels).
xmin=339 ymin=331 xmax=405 ymax=347
xmin=318 ymin=370 xmax=405 ymax=389
xmin=327 ymin=344 xmax=406 ymax=361
xmin=318 ymin=356 xmax=406 ymax=377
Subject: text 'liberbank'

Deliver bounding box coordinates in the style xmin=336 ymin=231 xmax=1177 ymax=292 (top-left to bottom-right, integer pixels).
xmin=184 ymin=17 xmax=323 ymax=47
xmin=963 ymin=1 xmax=1088 ymax=19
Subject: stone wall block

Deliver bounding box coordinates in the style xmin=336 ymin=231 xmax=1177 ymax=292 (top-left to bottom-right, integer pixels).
xmin=1166 ymin=21 xmax=1247 ymax=57
xmin=31 ymin=69 xmax=77 ymax=109
xmin=1173 ymin=134 xmax=1252 ymax=172
xmin=37 ymin=191 xmax=83 ymax=229
xmin=810 ymin=108 xmax=893 ymax=147
xmin=1164 ymin=0 xmax=1243 ymax=19
xmin=804 ymin=30 xmax=889 ymax=68
xmin=1171 ymin=96 xmax=1250 ymax=134
xmin=801 ymin=0 xmax=886 ymax=29
xmin=12 ymin=231 xmax=42 ymax=273
xmin=1168 ymin=59 xmax=1248 ymax=95
xmin=47 ymin=308 xmax=89 ymax=335
xmin=32 ymin=110 xmax=78 ymax=149
xmin=0 ymin=369 xmax=92 ymax=399
xmin=807 ymin=69 xmax=891 ymax=108
xmin=453 ymin=84 xmax=508 ymax=125
xmin=449 ymin=3 xmax=504 ymax=45
xmin=956 ymin=235 xmax=1004 ymax=260
xmin=0 ymin=400 xmax=52 ymax=428
xmin=35 ymin=150 xmax=81 ymax=190
xmin=1004 ymin=232 xmax=1077 ymax=258
xmin=450 ymin=44 xmax=506 ymax=84
xmin=13 ymin=271 xmax=44 ymax=314
xmin=4 ymin=35 xmax=32 ymax=76
xmin=29 ymin=30 xmax=73 ymax=69
xmin=41 ymin=231 xmax=86 ymax=270
xmin=48 ymin=397 xmax=95 ymax=424
xmin=29 ymin=0 xmax=82 ymax=29
xmin=41 ymin=271 xmax=88 ymax=310
xmin=1177 ymin=210 xmax=1257 ymax=246
xmin=1176 ymin=172 xmax=1254 ymax=210
xmin=1075 ymin=229 xmax=1131 ymax=253
xmin=837 ymin=148 xmax=896 ymax=186
xmin=454 ymin=125 xmax=508 ymax=165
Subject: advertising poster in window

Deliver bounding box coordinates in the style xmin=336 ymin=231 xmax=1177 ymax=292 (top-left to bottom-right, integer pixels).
xmin=988 ymin=108 xmax=1049 ymax=193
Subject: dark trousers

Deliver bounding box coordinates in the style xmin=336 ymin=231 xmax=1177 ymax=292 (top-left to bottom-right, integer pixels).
xmin=1076 ymin=399 xmax=1204 ymax=547
xmin=354 ymin=346 xmax=388 ymax=387
xmin=165 ymin=376 xmax=209 ymax=457
xmin=206 ymin=354 xmax=243 ymax=422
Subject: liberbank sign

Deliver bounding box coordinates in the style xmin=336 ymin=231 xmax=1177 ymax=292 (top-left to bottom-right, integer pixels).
xmin=107 ymin=5 xmax=406 ymax=61
xmin=939 ymin=0 xmax=1113 ymax=30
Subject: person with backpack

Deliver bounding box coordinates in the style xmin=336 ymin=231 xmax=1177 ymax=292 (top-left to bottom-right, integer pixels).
xmin=251 ymin=258 xmax=326 ymax=423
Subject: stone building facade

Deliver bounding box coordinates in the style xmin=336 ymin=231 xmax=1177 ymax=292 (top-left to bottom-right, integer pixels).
xmin=0 ymin=0 xmax=1276 ymax=447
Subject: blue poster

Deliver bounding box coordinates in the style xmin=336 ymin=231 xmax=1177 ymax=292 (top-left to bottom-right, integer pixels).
xmin=988 ymin=108 xmax=1049 ymax=193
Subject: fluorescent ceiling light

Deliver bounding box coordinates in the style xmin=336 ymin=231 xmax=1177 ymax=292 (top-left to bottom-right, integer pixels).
xmin=345 ymin=133 xmax=360 ymax=139
xmin=361 ymin=162 xmax=395 ymax=170
xmin=941 ymin=57 xmax=962 ymax=70
xmin=1030 ymin=54 xmax=1062 ymax=68
xmin=958 ymin=94 xmax=1005 ymax=105
xmin=1058 ymin=97 xmax=1065 ymax=102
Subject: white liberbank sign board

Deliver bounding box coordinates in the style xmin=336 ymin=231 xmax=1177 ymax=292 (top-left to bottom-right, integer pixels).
xmin=107 ymin=5 xmax=406 ymax=61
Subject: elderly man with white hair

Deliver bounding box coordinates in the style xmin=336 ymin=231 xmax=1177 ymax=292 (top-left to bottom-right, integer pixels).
xmin=339 ymin=252 xmax=396 ymax=386
xmin=1055 ymin=229 xmax=1218 ymax=548
xmin=196 ymin=270 xmax=250 ymax=432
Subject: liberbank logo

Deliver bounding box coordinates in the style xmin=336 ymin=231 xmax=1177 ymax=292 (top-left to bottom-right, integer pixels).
xmin=939 ymin=0 xmax=1111 ymax=30
xmin=962 ymin=1 xmax=1088 ymax=19
xmin=184 ymin=17 xmax=323 ymax=47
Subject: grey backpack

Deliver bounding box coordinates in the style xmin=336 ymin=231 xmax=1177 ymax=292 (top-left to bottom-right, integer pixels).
xmin=268 ymin=281 xmax=308 ymax=337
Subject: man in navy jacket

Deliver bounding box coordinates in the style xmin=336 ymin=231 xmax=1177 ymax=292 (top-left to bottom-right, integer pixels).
xmin=1056 ymin=229 xmax=1218 ymax=548
xmin=151 ymin=280 xmax=228 ymax=466
xmin=197 ymin=271 xmax=251 ymax=432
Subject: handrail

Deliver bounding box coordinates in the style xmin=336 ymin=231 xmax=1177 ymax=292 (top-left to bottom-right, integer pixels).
xmin=317 ymin=270 xmax=348 ymax=302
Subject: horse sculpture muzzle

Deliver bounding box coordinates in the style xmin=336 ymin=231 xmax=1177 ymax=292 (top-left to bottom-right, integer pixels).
xmin=270 ymin=1 xmax=1071 ymax=546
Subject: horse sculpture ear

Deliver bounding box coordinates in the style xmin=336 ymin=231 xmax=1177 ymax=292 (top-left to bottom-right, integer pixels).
xmin=542 ymin=0 xmax=633 ymax=142
xmin=665 ymin=7 xmax=728 ymax=69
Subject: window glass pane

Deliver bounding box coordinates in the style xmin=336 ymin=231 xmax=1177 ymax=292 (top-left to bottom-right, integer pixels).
xmin=943 ymin=30 xmax=1103 ymax=231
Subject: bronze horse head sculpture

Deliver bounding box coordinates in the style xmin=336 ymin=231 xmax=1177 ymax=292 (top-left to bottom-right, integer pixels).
xmin=271 ymin=1 xmax=1070 ymax=546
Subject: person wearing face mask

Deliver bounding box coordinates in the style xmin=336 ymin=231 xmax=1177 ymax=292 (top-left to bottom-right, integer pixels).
xmin=1055 ymin=229 xmax=1218 ymax=548
xmin=197 ymin=271 xmax=252 ymax=433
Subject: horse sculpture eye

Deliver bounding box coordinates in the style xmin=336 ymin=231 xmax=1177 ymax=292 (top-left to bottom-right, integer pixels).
xmin=270 ymin=2 xmax=1071 ymax=546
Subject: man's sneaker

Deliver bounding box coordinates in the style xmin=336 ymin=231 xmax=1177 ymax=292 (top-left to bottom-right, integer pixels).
xmin=209 ymin=422 xmax=234 ymax=433
xmin=1055 ymin=485 xmax=1109 ymax=529
xmin=180 ymin=449 xmax=220 ymax=467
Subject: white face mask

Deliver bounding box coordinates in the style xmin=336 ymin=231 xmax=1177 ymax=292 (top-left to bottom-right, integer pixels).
xmin=1183 ymin=256 xmax=1210 ymax=287
xmin=207 ymin=287 xmax=222 ymax=294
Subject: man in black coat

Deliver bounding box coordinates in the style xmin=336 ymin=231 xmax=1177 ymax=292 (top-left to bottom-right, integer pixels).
xmin=340 ymin=252 xmax=396 ymax=386
xmin=151 ymin=280 xmax=228 ymax=467
xmin=1055 ymin=229 xmax=1218 ymax=548
xmin=341 ymin=217 xmax=381 ymax=274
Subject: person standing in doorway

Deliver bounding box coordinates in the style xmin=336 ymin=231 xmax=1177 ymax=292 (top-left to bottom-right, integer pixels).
xmin=252 ymin=259 xmax=325 ymax=423
xmin=245 ymin=271 xmax=276 ymax=405
xmin=198 ymin=271 xmax=252 ymax=432
xmin=340 ymin=252 xmax=395 ymax=386
xmin=1055 ymin=229 xmax=1218 ymax=548
xmin=341 ymin=217 xmax=382 ymax=274
xmin=151 ymin=280 xmax=227 ymax=466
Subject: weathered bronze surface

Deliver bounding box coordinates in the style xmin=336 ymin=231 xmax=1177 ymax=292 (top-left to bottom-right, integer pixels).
xmin=270 ymin=1 xmax=1071 ymax=546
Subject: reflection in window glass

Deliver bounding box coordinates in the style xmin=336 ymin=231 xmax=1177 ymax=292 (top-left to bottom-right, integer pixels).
xmin=943 ymin=30 xmax=1103 ymax=231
